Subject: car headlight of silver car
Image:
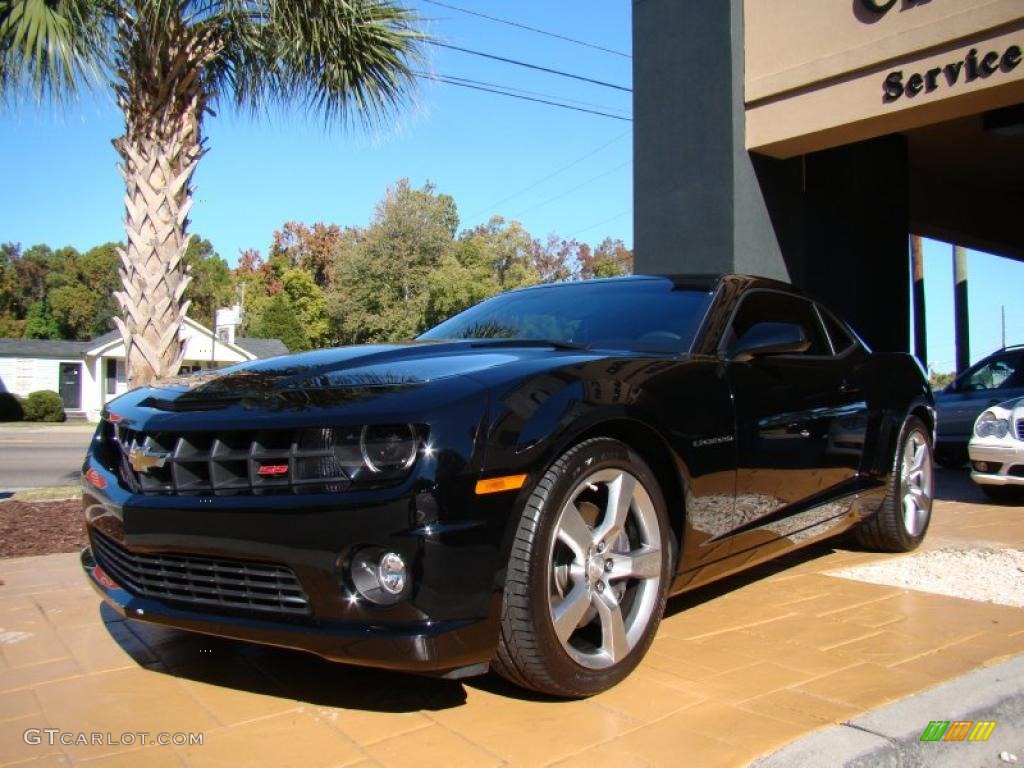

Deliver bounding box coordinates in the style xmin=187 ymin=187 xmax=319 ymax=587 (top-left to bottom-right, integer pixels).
xmin=974 ymin=411 xmax=1010 ymax=439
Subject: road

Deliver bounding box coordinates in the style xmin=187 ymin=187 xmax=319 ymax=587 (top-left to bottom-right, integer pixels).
xmin=0 ymin=425 xmax=95 ymax=491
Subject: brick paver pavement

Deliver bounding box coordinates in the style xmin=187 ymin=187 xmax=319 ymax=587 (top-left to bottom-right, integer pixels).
xmin=2 ymin=471 xmax=1022 ymax=766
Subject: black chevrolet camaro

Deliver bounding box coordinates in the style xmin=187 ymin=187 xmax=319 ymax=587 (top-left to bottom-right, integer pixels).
xmin=81 ymin=274 xmax=935 ymax=697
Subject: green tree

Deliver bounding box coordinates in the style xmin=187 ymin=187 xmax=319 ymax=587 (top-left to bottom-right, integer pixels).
xmin=2 ymin=0 xmax=425 ymax=385
xmin=184 ymin=236 xmax=232 ymax=329
xmin=331 ymin=179 xmax=458 ymax=343
xmin=49 ymin=283 xmax=100 ymax=339
xmin=580 ymin=237 xmax=633 ymax=279
xmin=22 ymin=300 xmax=61 ymax=339
xmin=271 ymin=222 xmax=347 ymax=288
xmin=78 ymin=242 xmax=122 ymax=336
xmin=280 ymin=267 xmax=328 ymax=348
xmin=247 ymin=294 xmax=304 ymax=353
xmin=423 ymin=216 xmax=540 ymax=327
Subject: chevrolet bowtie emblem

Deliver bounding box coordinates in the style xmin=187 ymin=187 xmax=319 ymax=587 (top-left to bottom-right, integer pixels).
xmin=128 ymin=444 xmax=170 ymax=473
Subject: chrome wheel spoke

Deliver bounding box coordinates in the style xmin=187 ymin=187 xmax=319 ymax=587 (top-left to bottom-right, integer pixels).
xmin=594 ymin=472 xmax=636 ymax=544
xmin=593 ymin=590 xmax=628 ymax=664
xmin=900 ymin=431 xmax=932 ymax=536
xmin=552 ymin=578 xmax=592 ymax=643
xmin=557 ymin=503 xmax=594 ymax=559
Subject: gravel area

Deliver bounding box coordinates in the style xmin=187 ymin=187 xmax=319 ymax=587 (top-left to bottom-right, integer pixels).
xmin=0 ymin=498 xmax=87 ymax=558
xmin=830 ymin=547 xmax=1024 ymax=608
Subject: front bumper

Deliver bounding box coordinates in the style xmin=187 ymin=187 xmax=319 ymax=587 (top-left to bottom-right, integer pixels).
xmin=80 ymin=442 xmax=514 ymax=675
xmin=81 ymin=547 xmax=495 ymax=675
xmin=967 ymin=442 xmax=1024 ymax=487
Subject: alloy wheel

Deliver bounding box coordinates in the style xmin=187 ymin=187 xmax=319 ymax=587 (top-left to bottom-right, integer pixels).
xmin=900 ymin=429 xmax=933 ymax=536
xmin=547 ymin=468 xmax=664 ymax=669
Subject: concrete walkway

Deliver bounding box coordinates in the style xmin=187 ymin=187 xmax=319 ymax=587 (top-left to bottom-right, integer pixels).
xmin=1 ymin=487 xmax=1022 ymax=766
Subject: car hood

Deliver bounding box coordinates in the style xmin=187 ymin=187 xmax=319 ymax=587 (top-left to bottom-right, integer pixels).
xmin=135 ymin=340 xmax=604 ymax=404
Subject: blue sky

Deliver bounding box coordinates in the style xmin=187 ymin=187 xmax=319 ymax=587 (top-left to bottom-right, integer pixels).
xmin=0 ymin=0 xmax=1020 ymax=372
xmin=0 ymin=0 xmax=633 ymax=260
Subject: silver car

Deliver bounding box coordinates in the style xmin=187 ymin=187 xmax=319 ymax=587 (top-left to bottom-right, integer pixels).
xmin=968 ymin=396 xmax=1024 ymax=501
xmin=935 ymin=345 xmax=1024 ymax=467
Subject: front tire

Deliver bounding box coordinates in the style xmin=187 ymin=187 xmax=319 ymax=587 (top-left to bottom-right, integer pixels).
xmin=493 ymin=438 xmax=672 ymax=697
xmin=854 ymin=415 xmax=934 ymax=552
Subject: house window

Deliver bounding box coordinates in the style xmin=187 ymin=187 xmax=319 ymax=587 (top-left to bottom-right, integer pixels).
xmin=106 ymin=359 xmax=116 ymax=395
xmin=105 ymin=359 xmax=126 ymax=396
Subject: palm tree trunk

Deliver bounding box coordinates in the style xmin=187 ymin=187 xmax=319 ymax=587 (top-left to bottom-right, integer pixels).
xmin=110 ymin=26 xmax=207 ymax=388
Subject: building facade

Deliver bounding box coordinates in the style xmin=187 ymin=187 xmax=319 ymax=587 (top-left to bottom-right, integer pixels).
xmin=633 ymin=0 xmax=1023 ymax=353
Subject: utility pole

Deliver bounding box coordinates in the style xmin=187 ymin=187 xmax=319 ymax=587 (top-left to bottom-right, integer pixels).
xmin=953 ymin=245 xmax=970 ymax=375
xmin=911 ymin=235 xmax=927 ymax=368
xmin=1002 ymin=305 xmax=1006 ymax=349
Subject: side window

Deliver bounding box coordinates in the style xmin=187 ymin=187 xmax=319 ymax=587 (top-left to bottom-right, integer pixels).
xmin=726 ymin=291 xmax=830 ymax=356
xmin=818 ymin=307 xmax=856 ymax=355
xmin=962 ymin=353 xmax=1023 ymax=391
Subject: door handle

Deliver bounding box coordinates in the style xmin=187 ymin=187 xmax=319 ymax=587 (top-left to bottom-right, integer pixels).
xmin=838 ymin=381 xmax=861 ymax=396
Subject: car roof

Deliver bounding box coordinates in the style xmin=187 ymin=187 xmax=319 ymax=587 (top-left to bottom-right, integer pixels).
xmin=504 ymin=273 xmax=795 ymax=294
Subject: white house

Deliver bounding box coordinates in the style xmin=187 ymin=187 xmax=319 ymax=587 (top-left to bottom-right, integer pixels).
xmin=0 ymin=314 xmax=287 ymax=422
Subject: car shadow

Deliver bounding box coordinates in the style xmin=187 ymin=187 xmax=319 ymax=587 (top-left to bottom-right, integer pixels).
xmin=933 ymin=466 xmax=989 ymax=503
xmin=100 ymin=603 xmax=468 ymax=712
xmin=663 ymin=539 xmax=841 ymax=619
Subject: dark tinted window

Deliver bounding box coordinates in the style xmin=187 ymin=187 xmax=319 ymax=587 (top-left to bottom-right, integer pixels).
xmin=819 ymin=307 xmax=856 ymax=354
xmin=958 ymin=351 xmax=1024 ymax=391
xmin=725 ymin=291 xmax=830 ymax=356
xmin=419 ymin=279 xmax=714 ymax=353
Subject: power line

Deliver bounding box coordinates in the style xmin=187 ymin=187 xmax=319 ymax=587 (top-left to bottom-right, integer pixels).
xmin=422 ymin=0 xmax=631 ymax=59
xmin=570 ymin=209 xmax=631 ymax=240
xmin=416 ymin=73 xmax=630 ymax=121
xmin=422 ymin=72 xmax=631 ymax=116
xmin=469 ymin=130 xmax=631 ymax=219
xmin=512 ymin=161 xmax=632 ymax=220
xmin=430 ymin=42 xmax=632 ymax=93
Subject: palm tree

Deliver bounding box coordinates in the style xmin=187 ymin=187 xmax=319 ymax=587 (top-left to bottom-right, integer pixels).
xmin=0 ymin=0 xmax=423 ymax=385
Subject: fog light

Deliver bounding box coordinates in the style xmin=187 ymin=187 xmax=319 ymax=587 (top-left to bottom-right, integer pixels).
xmin=975 ymin=461 xmax=989 ymax=473
xmin=378 ymin=552 xmax=407 ymax=595
xmin=349 ymin=548 xmax=408 ymax=605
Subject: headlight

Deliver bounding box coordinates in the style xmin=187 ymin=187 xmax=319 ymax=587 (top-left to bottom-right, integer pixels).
xmin=360 ymin=424 xmax=419 ymax=473
xmin=296 ymin=424 xmax=424 ymax=487
xmin=975 ymin=411 xmax=1009 ymax=439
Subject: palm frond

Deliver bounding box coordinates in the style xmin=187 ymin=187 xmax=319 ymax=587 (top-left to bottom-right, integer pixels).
xmin=204 ymin=0 xmax=426 ymax=128
xmin=0 ymin=0 xmax=111 ymax=104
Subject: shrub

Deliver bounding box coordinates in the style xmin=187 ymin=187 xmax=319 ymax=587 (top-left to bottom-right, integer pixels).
xmin=0 ymin=392 xmax=24 ymax=421
xmin=23 ymin=390 xmax=66 ymax=422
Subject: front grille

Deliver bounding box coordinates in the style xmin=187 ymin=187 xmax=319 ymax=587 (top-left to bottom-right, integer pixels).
xmin=91 ymin=529 xmax=311 ymax=617
xmin=1017 ymin=419 xmax=1024 ymax=440
xmin=1008 ymin=465 xmax=1024 ymax=478
xmin=109 ymin=424 xmax=352 ymax=496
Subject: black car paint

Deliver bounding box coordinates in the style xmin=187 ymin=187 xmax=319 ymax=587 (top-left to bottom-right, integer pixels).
xmin=80 ymin=274 xmax=933 ymax=676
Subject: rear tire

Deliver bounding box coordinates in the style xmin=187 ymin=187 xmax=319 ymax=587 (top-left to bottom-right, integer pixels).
xmin=493 ymin=438 xmax=672 ymax=697
xmin=854 ymin=416 xmax=933 ymax=552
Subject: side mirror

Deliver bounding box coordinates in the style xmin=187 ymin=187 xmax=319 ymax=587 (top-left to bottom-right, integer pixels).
xmin=729 ymin=322 xmax=810 ymax=362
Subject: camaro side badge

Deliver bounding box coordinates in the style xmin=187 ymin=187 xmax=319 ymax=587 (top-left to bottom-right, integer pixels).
xmin=693 ymin=435 xmax=734 ymax=448
xmin=129 ymin=443 xmax=170 ymax=473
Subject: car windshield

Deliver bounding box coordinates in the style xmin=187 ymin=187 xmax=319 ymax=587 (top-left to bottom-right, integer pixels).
xmin=419 ymin=278 xmax=714 ymax=353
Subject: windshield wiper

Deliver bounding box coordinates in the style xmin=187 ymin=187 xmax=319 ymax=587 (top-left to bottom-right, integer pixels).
xmin=467 ymin=338 xmax=589 ymax=352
